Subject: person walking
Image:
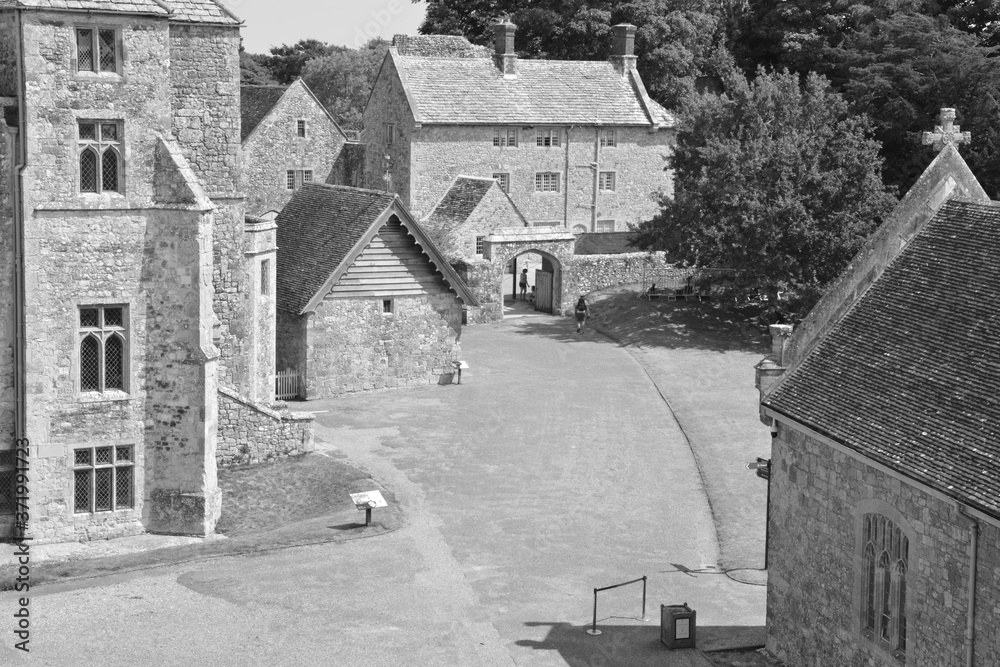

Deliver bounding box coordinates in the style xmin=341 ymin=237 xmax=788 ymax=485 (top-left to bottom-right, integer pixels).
xmin=574 ymin=296 xmax=590 ymax=334
xmin=519 ymin=268 xmax=528 ymax=300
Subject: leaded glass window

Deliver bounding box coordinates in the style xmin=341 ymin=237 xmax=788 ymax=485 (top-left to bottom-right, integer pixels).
xmin=79 ymin=305 xmax=128 ymax=393
xmin=76 ymin=27 xmax=119 ymax=73
xmin=73 ymin=444 xmax=134 ymax=513
xmin=78 ymin=121 xmax=123 ymax=194
xmin=861 ymin=513 xmax=908 ymax=657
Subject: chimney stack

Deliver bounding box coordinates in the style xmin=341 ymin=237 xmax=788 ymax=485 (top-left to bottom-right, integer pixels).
xmin=493 ymin=21 xmax=517 ymax=77
xmin=610 ymin=24 xmax=637 ymax=75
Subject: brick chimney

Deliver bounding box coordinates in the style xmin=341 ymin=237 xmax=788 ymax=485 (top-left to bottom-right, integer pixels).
xmin=493 ymin=20 xmax=517 ymax=77
xmin=610 ymin=24 xmax=637 ymax=75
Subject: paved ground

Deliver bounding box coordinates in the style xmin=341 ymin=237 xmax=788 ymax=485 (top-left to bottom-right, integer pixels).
xmin=0 ymin=309 xmax=767 ymax=666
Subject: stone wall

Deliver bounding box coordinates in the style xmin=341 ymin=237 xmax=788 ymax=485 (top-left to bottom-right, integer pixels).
xmin=361 ymin=53 xmax=413 ymax=202
xmin=407 ymin=124 xmax=673 ymax=224
xmin=216 ymin=387 xmax=314 ymax=466
xmin=454 ymin=259 xmax=501 ymax=323
xmin=767 ymin=425 xmax=1000 ymax=666
xmin=327 ymin=141 xmax=366 ymax=188
xmin=564 ymin=251 xmax=678 ymax=297
xmin=245 ymin=218 xmax=276 ymax=403
xmin=242 ymin=80 xmax=347 ymax=216
xmin=306 ymin=293 xmax=462 ymax=398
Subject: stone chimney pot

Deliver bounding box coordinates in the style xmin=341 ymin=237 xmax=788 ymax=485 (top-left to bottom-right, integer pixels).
xmin=610 ymin=24 xmax=637 ymax=75
xmin=493 ymin=21 xmax=517 ymax=77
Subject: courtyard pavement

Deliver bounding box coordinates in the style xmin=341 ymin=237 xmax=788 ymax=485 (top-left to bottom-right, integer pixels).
xmin=0 ymin=309 xmax=767 ymax=666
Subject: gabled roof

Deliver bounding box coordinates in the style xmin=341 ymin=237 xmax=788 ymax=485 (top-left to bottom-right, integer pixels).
xmin=241 ymin=80 xmax=348 ymax=143
xmin=422 ymin=176 xmax=527 ymax=234
xmin=574 ymin=232 xmax=638 ymax=255
xmin=388 ymin=48 xmax=675 ymax=127
xmin=764 ymin=197 xmax=1000 ymax=519
xmin=275 ymin=184 xmax=477 ymax=315
xmin=3 ymin=0 xmax=241 ymax=23
xmin=240 ymin=86 xmax=288 ymax=142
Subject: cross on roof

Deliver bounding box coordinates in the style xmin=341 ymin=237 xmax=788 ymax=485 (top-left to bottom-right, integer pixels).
xmin=922 ymin=108 xmax=971 ymax=152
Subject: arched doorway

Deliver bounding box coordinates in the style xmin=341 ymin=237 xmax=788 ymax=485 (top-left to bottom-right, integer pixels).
xmin=482 ymin=227 xmax=576 ymax=318
xmin=505 ymin=250 xmax=559 ymax=313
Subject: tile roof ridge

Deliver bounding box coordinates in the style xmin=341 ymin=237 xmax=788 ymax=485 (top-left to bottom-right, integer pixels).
xmin=306 ymin=182 xmax=398 ymax=198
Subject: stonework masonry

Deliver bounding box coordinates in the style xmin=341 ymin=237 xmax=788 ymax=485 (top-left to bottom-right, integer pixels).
xmin=305 ymin=293 xmax=462 ymax=398
xmin=564 ymin=251 xmax=679 ymax=299
xmin=361 ymin=54 xmax=412 ymax=201
xmin=767 ymin=426 xmax=1000 ymax=667
xmin=216 ymin=387 xmax=314 ymax=466
xmin=242 ymin=81 xmax=347 ymax=217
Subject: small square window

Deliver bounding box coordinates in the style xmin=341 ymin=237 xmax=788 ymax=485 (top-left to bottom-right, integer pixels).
xmin=596 ymin=219 xmax=615 ymax=232
xmin=599 ymin=171 xmax=616 ymax=191
xmin=73 ymin=444 xmax=134 ymax=514
xmin=303 ymin=170 xmax=313 ymax=184
xmin=534 ymin=172 xmax=560 ymax=193
xmin=382 ymin=299 xmax=394 ymax=314
xmin=492 ymin=172 xmax=510 ymax=193
xmin=76 ymin=27 xmax=119 ymax=74
xmin=297 ymin=119 xmax=306 ymax=138
xmin=536 ymin=128 xmax=560 ymax=147
xmin=492 ymin=128 xmax=517 ymax=147
xmin=600 ymin=128 xmax=617 ymax=148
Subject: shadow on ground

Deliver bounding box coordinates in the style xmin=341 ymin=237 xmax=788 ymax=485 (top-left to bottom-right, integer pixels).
xmin=514 ymin=620 xmax=766 ymax=666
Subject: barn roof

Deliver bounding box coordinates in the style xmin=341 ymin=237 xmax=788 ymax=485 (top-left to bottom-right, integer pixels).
xmin=275 ymin=183 xmax=477 ymax=315
xmin=764 ymin=197 xmax=1000 ymax=519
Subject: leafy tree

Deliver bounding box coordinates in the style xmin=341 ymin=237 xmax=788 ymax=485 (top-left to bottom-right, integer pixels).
xmin=240 ymin=50 xmax=277 ymax=86
xmin=260 ymin=39 xmax=343 ymax=84
xmin=301 ymin=39 xmax=390 ymax=131
xmin=632 ymin=69 xmax=898 ymax=303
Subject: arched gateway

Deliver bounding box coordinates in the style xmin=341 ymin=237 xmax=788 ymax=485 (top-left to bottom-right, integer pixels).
xmin=482 ymin=227 xmax=577 ymax=316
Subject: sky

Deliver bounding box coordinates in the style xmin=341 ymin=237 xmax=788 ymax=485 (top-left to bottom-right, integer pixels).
xmin=226 ymin=0 xmax=428 ymax=53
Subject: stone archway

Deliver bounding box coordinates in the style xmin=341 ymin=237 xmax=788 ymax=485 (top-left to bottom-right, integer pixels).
xmin=483 ymin=227 xmax=577 ymax=317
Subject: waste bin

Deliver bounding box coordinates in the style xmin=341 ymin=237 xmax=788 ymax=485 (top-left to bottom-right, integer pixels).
xmin=660 ymin=603 xmax=696 ymax=649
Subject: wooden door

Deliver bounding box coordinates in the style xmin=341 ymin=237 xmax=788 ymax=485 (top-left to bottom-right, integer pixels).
xmin=535 ymin=270 xmax=553 ymax=313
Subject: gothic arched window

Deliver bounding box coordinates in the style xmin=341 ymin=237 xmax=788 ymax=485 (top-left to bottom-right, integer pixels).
xmin=861 ymin=512 xmax=909 ymax=658
xmin=78 ymin=121 xmax=123 ymax=194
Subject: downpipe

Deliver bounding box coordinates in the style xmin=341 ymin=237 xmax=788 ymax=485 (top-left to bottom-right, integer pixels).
xmin=957 ymin=504 xmax=979 ymax=667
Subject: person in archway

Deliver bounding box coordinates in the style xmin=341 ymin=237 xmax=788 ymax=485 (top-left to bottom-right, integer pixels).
xmin=575 ymin=296 xmax=590 ymax=334
xmin=519 ymin=268 xmax=528 ymax=300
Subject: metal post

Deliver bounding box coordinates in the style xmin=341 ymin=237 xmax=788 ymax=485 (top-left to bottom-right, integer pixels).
xmin=765 ymin=472 xmax=771 ymax=569
xmin=641 ymin=576 xmax=648 ymax=622
xmin=587 ymin=588 xmax=601 ymax=635
xmin=365 ymin=508 xmax=372 ymax=526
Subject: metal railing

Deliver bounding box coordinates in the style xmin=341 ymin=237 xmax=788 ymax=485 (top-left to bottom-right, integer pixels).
xmin=587 ymin=575 xmax=648 ymax=635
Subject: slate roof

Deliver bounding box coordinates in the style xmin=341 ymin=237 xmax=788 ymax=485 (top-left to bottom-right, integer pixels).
xmin=574 ymin=232 xmax=638 ymax=255
xmin=764 ymin=198 xmax=1000 ymax=518
xmin=392 ymin=53 xmax=674 ymax=127
xmin=423 ymin=177 xmax=495 ymax=234
xmin=240 ymin=86 xmax=288 ymax=141
xmin=392 ymin=34 xmax=490 ymax=58
xmin=3 ymin=0 xmax=240 ymax=23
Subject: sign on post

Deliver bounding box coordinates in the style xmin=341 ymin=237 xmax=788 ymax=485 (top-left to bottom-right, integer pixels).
xmin=349 ymin=490 xmax=387 ymax=526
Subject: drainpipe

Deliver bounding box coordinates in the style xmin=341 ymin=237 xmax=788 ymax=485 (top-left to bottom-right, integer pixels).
xmin=591 ymin=126 xmax=600 ymax=232
xmin=563 ymin=125 xmax=570 ymax=228
xmin=12 ymin=9 xmax=27 ymax=445
xmin=957 ymin=504 xmax=979 ymax=667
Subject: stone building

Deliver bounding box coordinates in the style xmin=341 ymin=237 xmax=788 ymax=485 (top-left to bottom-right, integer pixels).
xmin=422 ymin=175 xmax=527 ymax=261
xmin=757 ymin=116 xmax=1000 ymax=665
xmin=240 ymin=79 xmax=349 ymax=216
xmin=357 ymin=22 xmax=675 ymax=229
xmin=275 ymin=183 xmax=477 ymax=398
xmin=0 ymin=0 xmax=311 ymax=543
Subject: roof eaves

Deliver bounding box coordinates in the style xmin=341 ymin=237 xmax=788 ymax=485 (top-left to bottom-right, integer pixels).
xmin=241 ymin=85 xmax=291 ymax=145
xmin=390 ymin=49 xmax=424 ymax=125
xmin=627 ymin=67 xmax=659 ymax=129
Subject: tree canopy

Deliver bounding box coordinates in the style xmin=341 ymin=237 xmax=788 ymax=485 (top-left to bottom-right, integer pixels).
xmin=301 ymin=39 xmax=389 ymax=131
xmin=632 ymin=69 xmax=898 ymax=302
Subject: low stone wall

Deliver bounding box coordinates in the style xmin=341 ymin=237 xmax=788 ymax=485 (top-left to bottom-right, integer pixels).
xmin=565 ymin=251 xmax=689 ymax=299
xmin=456 ymin=259 xmax=502 ymax=324
xmin=217 ymin=387 xmax=315 ymax=466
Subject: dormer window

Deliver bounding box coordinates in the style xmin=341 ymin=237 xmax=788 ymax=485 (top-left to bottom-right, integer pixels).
xmin=76 ymin=28 xmax=119 ymax=74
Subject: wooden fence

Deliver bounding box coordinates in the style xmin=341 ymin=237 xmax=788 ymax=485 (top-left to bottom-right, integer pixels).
xmin=275 ymin=369 xmax=303 ymax=401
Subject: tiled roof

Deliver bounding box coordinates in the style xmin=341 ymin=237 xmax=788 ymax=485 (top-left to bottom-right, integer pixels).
xmin=423 ymin=177 xmax=495 ymax=234
xmin=764 ymin=198 xmax=1000 ymax=518
xmin=574 ymin=232 xmax=639 ymax=255
xmin=392 ymin=34 xmax=490 ymax=58
xmin=393 ymin=53 xmax=675 ymax=127
xmin=276 ymin=184 xmax=397 ymax=314
xmin=5 ymin=0 xmax=241 ymax=23
xmin=240 ymin=85 xmax=287 ymax=141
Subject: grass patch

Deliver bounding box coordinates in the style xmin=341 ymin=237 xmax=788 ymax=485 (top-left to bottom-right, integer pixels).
xmin=216 ymin=452 xmax=377 ymax=537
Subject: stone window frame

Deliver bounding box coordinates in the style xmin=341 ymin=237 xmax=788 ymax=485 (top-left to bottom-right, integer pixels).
xmin=854 ymin=499 xmax=913 ymax=663
xmin=535 ymin=127 xmax=561 ymax=147
xmin=534 ymin=172 xmax=561 ymax=193
xmin=600 ymin=128 xmax=617 ymax=148
xmin=475 ymin=235 xmax=485 ymax=256
xmin=492 ymin=172 xmax=510 ymax=193
xmin=260 ymin=258 xmax=271 ymax=296
xmin=78 ymin=304 xmax=129 ymax=397
xmin=492 ymin=128 xmax=517 ymax=147
xmin=598 ymin=171 xmax=617 ymax=192
xmin=72 ymin=444 xmax=134 ymax=514
xmin=78 ymin=120 xmax=124 ymax=195
xmin=286 ymin=169 xmax=313 ymax=190
xmin=384 ymin=123 xmax=396 ymax=146
xmin=381 ymin=298 xmax=394 ymax=316
xmin=73 ymin=26 xmax=122 ymax=76
xmin=596 ymin=219 xmax=615 ymax=232
xmin=296 ymin=119 xmax=307 ymax=138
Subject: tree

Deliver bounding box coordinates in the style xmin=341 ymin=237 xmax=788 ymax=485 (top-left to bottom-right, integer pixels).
xmin=301 ymin=39 xmax=390 ymax=131
xmin=632 ymin=69 xmax=898 ymax=304
xmin=260 ymin=39 xmax=343 ymax=84
xmin=240 ymin=50 xmax=277 ymax=86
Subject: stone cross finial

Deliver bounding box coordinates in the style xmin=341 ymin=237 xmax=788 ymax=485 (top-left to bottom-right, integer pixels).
xmin=922 ymin=108 xmax=971 ymax=152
